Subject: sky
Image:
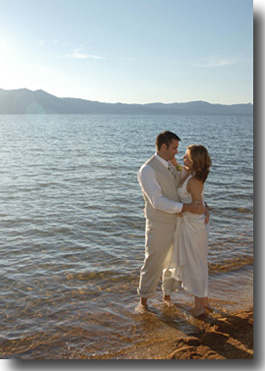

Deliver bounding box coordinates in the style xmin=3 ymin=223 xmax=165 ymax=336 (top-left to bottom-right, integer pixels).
xmin=0 ymin=0 xmax=254 ymax=104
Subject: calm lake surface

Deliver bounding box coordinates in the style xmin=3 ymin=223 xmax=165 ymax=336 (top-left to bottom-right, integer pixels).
xmin=0 ymin=114 xmax=253 ymax=359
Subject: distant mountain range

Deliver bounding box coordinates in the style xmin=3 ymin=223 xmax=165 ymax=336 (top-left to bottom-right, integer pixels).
xmin=0 ymin=88 xmax=253 ymax=115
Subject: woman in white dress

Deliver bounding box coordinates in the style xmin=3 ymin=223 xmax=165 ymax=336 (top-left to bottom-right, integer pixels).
xmin=169 ymin=144 xmax=212 ymax=317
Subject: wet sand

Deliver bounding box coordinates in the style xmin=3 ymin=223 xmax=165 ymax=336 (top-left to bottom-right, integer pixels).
xmin=90 ymin=267 xmax=253 ymax=360
xmin=169 ymin=309 xmax=253 ymax=359
xmin=94 ymin=307 xmax=253 ymax=360
xmin=0 ymin=267 xmax=253 ymax=359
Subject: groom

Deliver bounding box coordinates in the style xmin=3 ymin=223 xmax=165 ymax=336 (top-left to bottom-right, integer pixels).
xmin=137 ymin=131 xmax=206 ymax=308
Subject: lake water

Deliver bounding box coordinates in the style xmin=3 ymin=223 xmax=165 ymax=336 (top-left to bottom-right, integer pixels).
xmin=0 ymin=114 xmax=253 ymax=359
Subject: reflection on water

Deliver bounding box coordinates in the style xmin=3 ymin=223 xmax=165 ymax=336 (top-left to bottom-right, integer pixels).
xmin=0 ymin=114 xmax=253 ymax=359
xmin=0 ymin=266 xmax=253 ymax=359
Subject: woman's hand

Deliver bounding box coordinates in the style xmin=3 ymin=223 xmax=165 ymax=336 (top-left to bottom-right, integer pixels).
xmin=170 ymin=156 xmax=183 ymax=171
xmin=169 ymin=156 xmax=178 ymax=166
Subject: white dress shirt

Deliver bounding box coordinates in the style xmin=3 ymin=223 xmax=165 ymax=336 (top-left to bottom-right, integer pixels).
xmin=138 ymin=153 xmax=183 ymax=214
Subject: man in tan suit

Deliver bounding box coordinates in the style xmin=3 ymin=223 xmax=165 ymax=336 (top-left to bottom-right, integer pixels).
xmin=137 ymin=131 xmax=206 ymax=309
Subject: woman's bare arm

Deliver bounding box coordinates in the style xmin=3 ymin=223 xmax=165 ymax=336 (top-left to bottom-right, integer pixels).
xmin=187 ymin=176 xmax=209 ymax=223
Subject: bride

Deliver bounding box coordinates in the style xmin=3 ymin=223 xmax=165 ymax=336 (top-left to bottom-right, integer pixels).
xmin=168 ymin=144 xmax=212 ymax=317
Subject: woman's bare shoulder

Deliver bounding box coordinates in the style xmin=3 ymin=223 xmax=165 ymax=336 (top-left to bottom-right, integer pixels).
xmin=187 ymin=176 xmax=203 ymax=192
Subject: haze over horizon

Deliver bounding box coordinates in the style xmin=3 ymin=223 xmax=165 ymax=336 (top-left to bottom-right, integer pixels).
xmin=0 ymin=87 xmax=253 ymax=115
xmin=0 ymin=0 xmax=253 ymax=105
xmin=0 ymin=87 xmax=254 ymax=106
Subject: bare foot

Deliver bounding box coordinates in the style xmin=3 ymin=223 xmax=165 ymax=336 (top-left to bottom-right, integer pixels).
xmin=192 ymin=307 xmax=207 ymax=318
xmin=140 ymin=297 xmax=148 ymax=307
xmin=135 ymin=303 xmax=148 ymax=314
xmin=163 ymin=295 xmax=171 ymax=302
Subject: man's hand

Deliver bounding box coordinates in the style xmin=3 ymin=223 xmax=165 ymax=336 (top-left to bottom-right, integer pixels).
xmin=205 ymin=203 xmax=210 ymax=224
xmin=182 ymin=201 xmax=205 ymax=215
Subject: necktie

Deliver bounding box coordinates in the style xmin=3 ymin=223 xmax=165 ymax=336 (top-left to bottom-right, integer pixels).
xmin=168 ymin=163 xmax=177 ymax=179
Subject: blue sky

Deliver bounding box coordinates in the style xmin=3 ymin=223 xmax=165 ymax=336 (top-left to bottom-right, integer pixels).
xmin=0 ymin=0 xmax=253 ymax=104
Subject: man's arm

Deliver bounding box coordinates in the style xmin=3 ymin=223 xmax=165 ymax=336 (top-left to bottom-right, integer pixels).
xmin=182 ymin=201 xmax=205 ymax=214
xmin=204 ymin=202 xmax=210 ymax=224
xmin=138 ymin=165 xmax=183 ymax=214
xmin=182 ymin=177 xmax=206 ymax=215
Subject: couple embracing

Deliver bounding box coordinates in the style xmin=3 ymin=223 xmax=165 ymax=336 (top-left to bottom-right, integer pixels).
xmin=137 ymin=131 xmax=212 ymax=317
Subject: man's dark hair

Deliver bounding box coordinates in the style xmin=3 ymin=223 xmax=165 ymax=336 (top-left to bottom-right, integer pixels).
xmin=155 ymin=131 xmax=181 ymax=151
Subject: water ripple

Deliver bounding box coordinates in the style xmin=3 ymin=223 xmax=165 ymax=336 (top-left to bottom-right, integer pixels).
xmin=0 ymin=114 xmax=253 ymax=358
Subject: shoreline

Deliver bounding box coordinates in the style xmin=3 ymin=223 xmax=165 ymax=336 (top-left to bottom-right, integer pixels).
xmin=0 ymin=267 xmax=253 ymax=360
xmin=91 ymin=307 xmax=253 ymax=360
xmin=92 ymin=267 xmax=253 ymax=360
xmin=169 ymin=308 xmax=253 ymax=359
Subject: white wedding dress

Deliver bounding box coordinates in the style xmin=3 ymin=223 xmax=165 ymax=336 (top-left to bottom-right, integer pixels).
xmin=168 ymin=174 xmax=209 ymax=298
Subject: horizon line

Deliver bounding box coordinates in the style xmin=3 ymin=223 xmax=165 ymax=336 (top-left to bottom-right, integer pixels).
xmin=0 ymin=87 xmax=253 ymax=106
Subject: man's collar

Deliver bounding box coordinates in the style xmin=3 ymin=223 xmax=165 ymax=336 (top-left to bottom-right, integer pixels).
xmin=155 ymin=153 xmax=169 ymax=168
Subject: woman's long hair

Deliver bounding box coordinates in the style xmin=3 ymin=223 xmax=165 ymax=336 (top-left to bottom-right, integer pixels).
xmin=188 ymin=144 xmax=212 ymax=183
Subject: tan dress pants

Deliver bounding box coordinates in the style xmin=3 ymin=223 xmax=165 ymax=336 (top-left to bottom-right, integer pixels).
xmin=137 ymin=218 xmax=180 ymax=298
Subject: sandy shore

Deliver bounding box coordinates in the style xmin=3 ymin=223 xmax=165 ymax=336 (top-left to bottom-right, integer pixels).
xmin=168 ymin=308 xmax=253 ymax=359
xmin=90 ymin=305 xmax=253 ymax=360
xmin=0 ymin=308 xmax=253 ymax=359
